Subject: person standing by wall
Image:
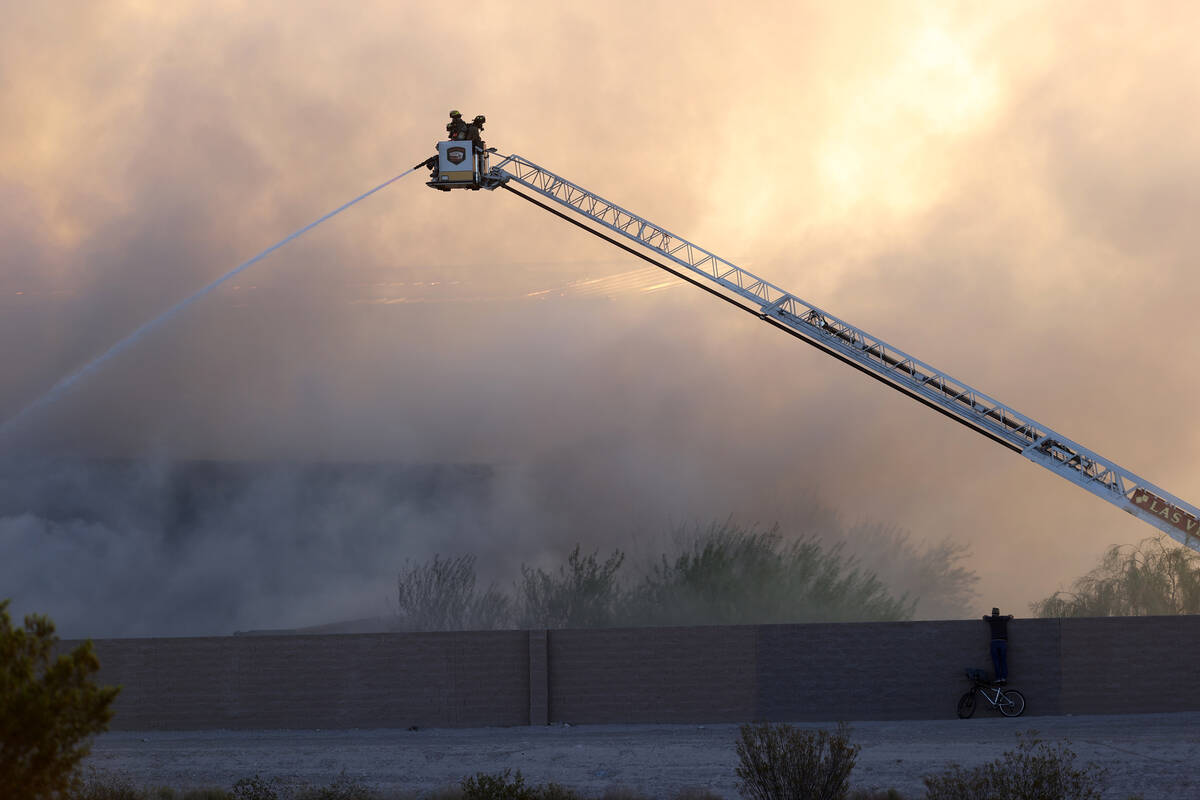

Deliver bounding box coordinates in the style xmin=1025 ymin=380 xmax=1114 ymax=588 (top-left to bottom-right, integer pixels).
xmin=984 ymin=607 xmax=1014 ymax=684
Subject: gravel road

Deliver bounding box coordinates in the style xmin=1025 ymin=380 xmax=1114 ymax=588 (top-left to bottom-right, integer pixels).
xmin=85 ymin=713 xmax=1198 ymax=798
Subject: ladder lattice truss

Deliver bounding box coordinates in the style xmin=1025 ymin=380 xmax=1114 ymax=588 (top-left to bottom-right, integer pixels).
xmin=486 ymin=153 xmax=1200 ymax=550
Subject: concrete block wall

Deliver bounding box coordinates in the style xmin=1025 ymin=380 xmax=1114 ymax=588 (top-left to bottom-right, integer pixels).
xmin=753 ymin=619 xmax=1064 ymax=721
xmin=547 ymin=626 xmax=758 ymax=724
xmin=84 ymin=631 xmax=530 ymax=730
xmin=1058 ymin=616 xmax=1200 ymax=714
xmin=70 ymin=616 xmax=1200 ymax=730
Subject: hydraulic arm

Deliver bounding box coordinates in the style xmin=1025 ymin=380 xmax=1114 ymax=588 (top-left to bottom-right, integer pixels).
xmin=443 ymin=149 xmax=1200 ymax=550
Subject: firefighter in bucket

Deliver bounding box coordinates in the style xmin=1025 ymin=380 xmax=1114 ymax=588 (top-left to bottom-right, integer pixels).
xmin=419 ymin=111 xmax=493 ymax=191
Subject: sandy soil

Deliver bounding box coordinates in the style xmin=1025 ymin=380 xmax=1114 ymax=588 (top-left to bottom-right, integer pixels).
xmin=85 ymin=712 xmax=1199 ymax=799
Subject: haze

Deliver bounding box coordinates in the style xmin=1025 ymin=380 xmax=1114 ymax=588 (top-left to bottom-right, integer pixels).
xmin=2 ymin=1 xmax=1198 ymax=635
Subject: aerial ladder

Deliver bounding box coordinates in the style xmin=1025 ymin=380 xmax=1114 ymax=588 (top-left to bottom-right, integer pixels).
xmin=422 ymin=139 xmax=1200 ymax=552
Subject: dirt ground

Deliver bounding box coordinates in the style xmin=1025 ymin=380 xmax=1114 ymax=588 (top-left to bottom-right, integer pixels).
xmin=85 ymin=712 xmax=1199 ymax=799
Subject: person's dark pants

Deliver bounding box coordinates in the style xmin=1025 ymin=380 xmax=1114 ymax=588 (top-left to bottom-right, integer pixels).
xmin=990 ymin=639 xmax=1008 ymax=681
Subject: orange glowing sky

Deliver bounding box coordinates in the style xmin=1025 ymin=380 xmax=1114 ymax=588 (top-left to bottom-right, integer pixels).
xmin=3 ymin=0 xmax=1200 ymax=616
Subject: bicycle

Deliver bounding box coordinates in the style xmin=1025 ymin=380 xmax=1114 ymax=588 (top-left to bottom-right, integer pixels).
xmin=956 ymin=668 xmax=1026 ymax=718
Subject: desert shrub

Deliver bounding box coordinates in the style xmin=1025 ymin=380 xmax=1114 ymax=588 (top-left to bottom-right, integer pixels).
xmin=460 ymin=769 xmax=535 ymax=800
xmin=393 ymin=518 xmax=963 ymax=631
xmin=517 ymin=546 xmax=625 ymax=629
xmin=424 ymin=787 xmax=464 ymax=800
xmin=735 ymin=721 xmax=859 ymax=800
xmin=80 ymin=786 xmax=233 ymax=800
xmin=231 ymin=775 xmax=281 ymax=800
xmin=295 ymin=771 xmax=377 ymax=800
xmin=149 ymin=789 xmax=232 ymax=800
xmin=923 ymin=732 xmax=1106 ymax=800
xmin=1033 ymin=535 xmax=1200 ymax=617
xmin=0 ymin=600 xmax=121 ymax=800
xmin=628 ymin=523 xmax=912 ymax=626
xmin=837 ymin=524 xmax=978 ymax=619
xmin=394 ymin=555 xmax=511 ymax=632
xmin=75 ymin=771 xmax=143 ymax=799
xmin=670 ymin=789 xmax=724 ymax=800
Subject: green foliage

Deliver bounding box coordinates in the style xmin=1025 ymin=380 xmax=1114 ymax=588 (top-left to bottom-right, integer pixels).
xmin=518 ymin=546 xmax=625 ymax=629
xmin=923 ymin=732 xmax=1106 ymax=800
xmin=1033 ymin=535 xmax=1200 ymax=617
xmin=630 ymin=523 xmax=913 ymax=626
xmin=0 ymin=599 xmax=121 ymax=800
xmin=394 ymin=555 xmax=511 ymax=632
xmin=734 ymin=721 xmax=859 ymax=800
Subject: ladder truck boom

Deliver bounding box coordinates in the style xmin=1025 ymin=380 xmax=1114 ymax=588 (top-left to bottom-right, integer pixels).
xmin=426 ymin=143 xmax=1200 ymax=551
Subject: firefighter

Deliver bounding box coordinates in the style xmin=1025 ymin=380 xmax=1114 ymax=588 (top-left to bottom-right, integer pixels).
xmin=464 ymin=115 xmax=486 ymax=150
xmin=446 ymin=110 xmax=467 ymax=140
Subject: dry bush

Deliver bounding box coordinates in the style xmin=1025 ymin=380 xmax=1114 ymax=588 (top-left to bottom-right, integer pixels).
xmin=670 ymin=789 xmax=725 ymax=800
xmin=923 ymin=732 xmax=1106 ymax=800
xmin=595 ymin=789 xmax=650 ymax=800
xmin=517 ymin=546 xmax=625 ymax=629
xmin=459 ymin=769 xmax=535 ymax=800
xmin=75 ymin=781 xmax=235 ymax=800
xmin=394 ymin=555 xmax=511 ymax=631
xmin=231 ymin=775 xmax=281 ymax=800
xmin=735 ymin=721 xmax=859 ymax=800
xmin=424 ymin=787 xmax=465 ymax=800
xmin=294 ymin=771 xmax=377 ymax=800
xmin=393 ymin=518 xmax=979 ymax=631
xmin=837 ymin=524 xmax=978 ymax=619
xmin=74 ymin=772 xmax=143 ymax=799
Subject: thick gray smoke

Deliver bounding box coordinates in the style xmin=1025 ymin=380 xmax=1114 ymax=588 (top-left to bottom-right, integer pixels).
xmin=0 ymin=457 xmax=498 ymax=636
xmin=0 ymin=168 xmax=420 ymax=443
xmin=0 ymin=454 xmax=974 ymax=638
xmin=4 ymin=2 xmax=1199 ymax=632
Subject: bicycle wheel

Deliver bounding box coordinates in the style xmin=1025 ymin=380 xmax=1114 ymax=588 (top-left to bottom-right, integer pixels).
xmin=998 ymin=689 xmax=1026 ymax=717
xmin=956 ymin=690 xmax=977 ymax=719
